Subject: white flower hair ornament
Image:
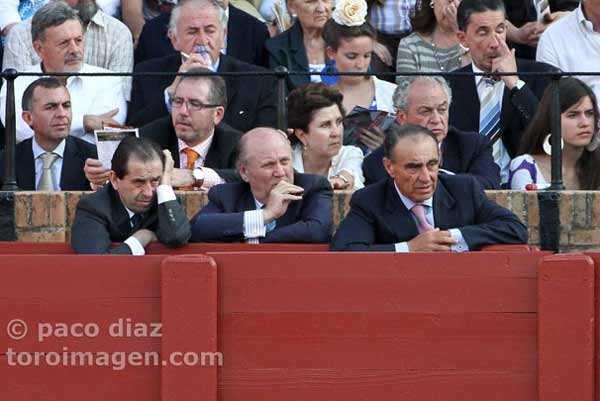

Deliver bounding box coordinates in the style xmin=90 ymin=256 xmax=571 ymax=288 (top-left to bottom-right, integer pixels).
xmin=332 ymin=0 xmax=368 ymax=27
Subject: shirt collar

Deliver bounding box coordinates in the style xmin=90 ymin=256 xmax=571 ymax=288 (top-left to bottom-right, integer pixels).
xmin=177 ymin=132 xmax=215 ymax=164
xmin=577 ymin=2 xmax=597 ymax=31
xmin=472 ymin=63 xmax=487 ymax=87
xmin=393 ymin=181 xmax=433 ymax=210
xmin=90 ymin=10 xmax=105 ymax=28
xmin=32 ymin=136 xmax=66 ymax=159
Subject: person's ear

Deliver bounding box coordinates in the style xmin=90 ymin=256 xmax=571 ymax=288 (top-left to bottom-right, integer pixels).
xmin=168 ymin=29 xmax=179 ymax=50
xmin=456 ymin=30 xmax=467 ymax=48
xmin=238 ymin=164 xmax=249 ymax=182
xmin=383 ymin=157 xmax=395 ymax=178
xmin=295 ymin=129 xmax=309 ymax=147
xmin=213 ymin=106 xmax=225 ymax=125
xmin=326 ymin=46 xmax=336 ymax=61
xmin=22 ymin=111 xmax=33 ymax=129
xmin=395 ymin=110 xmax=408 ymax=125
xmin=109 ymin=170 xmax=119 ymax=190
xmin=32 ymin=40 xmax=44 ymax=58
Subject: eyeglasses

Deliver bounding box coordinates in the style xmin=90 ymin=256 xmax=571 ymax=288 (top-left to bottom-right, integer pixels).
xmin=169 ymin=96 xmax=220 ymax=112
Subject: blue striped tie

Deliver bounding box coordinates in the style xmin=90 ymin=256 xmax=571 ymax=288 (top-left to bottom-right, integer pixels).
xmin=479 ymin=78 xmax=501 ymax=141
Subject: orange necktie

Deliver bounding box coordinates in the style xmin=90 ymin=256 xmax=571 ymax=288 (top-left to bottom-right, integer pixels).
xmin=180 ymin=148 xmax=200 ymax=190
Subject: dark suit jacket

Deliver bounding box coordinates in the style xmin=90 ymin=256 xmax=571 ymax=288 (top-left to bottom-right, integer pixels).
xmin=448 ymin=59 xmax=556 ymax=158
xmin=190 ymin=172 xmax=333 ymax=243
xmin=0 ymin=136 xmax=97 ymax=190
xmin=139 ymin=116 xmax=241 ymax=182
xmin=362 ymin=126 xmax=501 ymax=189
xmin=71 ymin=183 xmax=191 ymax=254
xmin=128 ymin=54 xmax=277 ymax=132
xmin=135 ymin=5 xmax=270 ymax=66
xmin=331 ymin=174 xmax=528 ymax=252
xmin=265 ymin=22 xmax=310 ymax=91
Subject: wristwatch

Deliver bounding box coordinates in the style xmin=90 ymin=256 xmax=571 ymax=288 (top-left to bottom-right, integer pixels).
xmin=192 ymin=167 xmax=205 ymax=188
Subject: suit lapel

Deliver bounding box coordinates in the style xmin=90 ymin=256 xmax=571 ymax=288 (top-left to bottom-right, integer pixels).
xmin=384 ymin=180 xmax=419 ymax=241
xmin=432 ymin=178 xmax=457 ymax=229
xmin=60 ymin=137 xmax=80 ymax=190
xmin=17 ymin=140 xmax=36 ymax=190
xmin=290 ymin=24 xmax=309 ymax=72
xmin=218 ymin=56 xmax=238 ymax=101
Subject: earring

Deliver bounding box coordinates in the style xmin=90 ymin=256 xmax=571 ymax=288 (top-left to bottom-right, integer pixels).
xmin=429 ymin=0 xmax=434 ymax=7
xmin=542 ymin=133 xmax=564 ymax=156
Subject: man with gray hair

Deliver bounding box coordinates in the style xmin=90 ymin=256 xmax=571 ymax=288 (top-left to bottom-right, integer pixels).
xmin=2 ymin=0 xmax=133 ymax=98
xmin=362 ymin=76 xmax=501 ymax=189
xmin=128 ymin=0 xmax=276 ymax=132
xmin=0 ymin=1 xmax=127 ymax=144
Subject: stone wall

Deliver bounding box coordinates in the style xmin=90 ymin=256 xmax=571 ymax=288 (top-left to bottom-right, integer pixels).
xmin=6 ymin=190 xmax=600 ymax=252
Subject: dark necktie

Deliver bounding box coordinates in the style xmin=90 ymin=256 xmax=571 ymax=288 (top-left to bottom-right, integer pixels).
xmin=131 ymin=213 xmax=143 ymax=229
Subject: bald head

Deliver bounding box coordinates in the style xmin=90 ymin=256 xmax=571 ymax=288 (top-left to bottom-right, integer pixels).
xmin=237 ymin=127 xmax=292 ymax=167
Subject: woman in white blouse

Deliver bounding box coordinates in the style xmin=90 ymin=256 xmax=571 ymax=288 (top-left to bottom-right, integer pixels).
xmin=287 ymin=83 xmax=364 ymax=190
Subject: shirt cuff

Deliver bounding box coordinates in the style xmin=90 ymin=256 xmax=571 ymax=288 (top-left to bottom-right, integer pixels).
xmin=243 ymin=209 xmax=266 ymax=239
xmin=164 ymin=88 xmax=172 ymax=113
xmin=449 ymin=229 xmax=469 ymax=252
xmin=124 ymin=236 xmax=146 ymax=255
xmin=202 ymin=167 xmax=225 ymax=188
xmin=395 ymin=242 xmax=409 ymax=252
xmin=157 ymin=185 xmax=176 ymax=204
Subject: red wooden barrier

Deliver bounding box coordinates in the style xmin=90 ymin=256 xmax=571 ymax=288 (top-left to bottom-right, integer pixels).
xmin=584 ymin=252 xmax=600 ymax=401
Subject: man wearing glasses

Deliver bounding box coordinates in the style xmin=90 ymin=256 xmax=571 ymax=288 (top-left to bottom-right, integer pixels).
xmin=84 ymin=68 xmax=242 ymax=190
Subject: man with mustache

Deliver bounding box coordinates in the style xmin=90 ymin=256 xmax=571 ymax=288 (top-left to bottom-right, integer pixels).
xmin=446 ymin=0 xmax=556 ymax=186
xmin=71 ymin=136 xmax=191 ymax=254
xmin=190 ymin=127 xmax=333 ymax=243
xmin=0 ymin=2 xmax=127 ymax=145
xmin=2 ymin=0 xmax=133 ymax=97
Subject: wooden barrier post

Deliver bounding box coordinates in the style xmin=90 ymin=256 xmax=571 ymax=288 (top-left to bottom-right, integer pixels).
xmin=161 ymin=255 xmax=218 ymax=401
xmin=538 ymin=254 xmax=595 ymax=401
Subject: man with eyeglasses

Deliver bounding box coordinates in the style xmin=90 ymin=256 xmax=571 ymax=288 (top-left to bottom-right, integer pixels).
xmin=84 ymin=68 xmax=241 ymax=190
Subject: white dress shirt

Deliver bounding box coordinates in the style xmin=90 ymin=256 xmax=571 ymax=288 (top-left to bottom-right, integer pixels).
xmin=32 ymin=136 xmax=65 ymax=191
xmin=177 ymin=135 xmax=225 ymax=188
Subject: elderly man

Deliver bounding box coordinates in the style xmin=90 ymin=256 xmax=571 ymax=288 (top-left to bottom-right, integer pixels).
xmin=0 ymin=1 xmax=127 ymax=144
xmin=331 ymin=123 xmax=527 ymax=252
xmin=71 ymin=137 xmax=191 ymax=254
xmin=128 ymin=0 xmax=276 ymax=132
xmin=2 ymin=0 xmax=133 ymax=98
xmin=363 ymin=76 xmax=500 ymax=189
xmin=190 ymin=127 xmax=333 ymax=243
xmin=0 ymin=77 xmax=96 ymax=190
xmin=447 ymin=0 xmax=556 ymax=184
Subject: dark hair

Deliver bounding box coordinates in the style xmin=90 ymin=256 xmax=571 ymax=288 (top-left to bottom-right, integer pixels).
xmin=457 ymin=0 xmax=505 ymax=31
xmin=31 ymin=1 xmax=82 ymax=42
xmin=322 ymin=18 xmax=377 ymax=51
xmin=22 ymin=77 xmax=65 ymax=111
xmin=383 ymin=122 xmax=439 ymax=160
xmin=287 ymin=83 xmax=346 ymax=134
xmin=410 ymin=0 xmax=436 ymax=34
xmin=176 ymin=67 xmax=227 ymax=108
xmin=111 ymin=137 xmax=165 ymax=179
xmin=519 ymin=77 xmax=600 ymax=190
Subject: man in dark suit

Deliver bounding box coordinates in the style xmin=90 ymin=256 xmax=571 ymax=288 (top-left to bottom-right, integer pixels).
xmin=135 ymin=0 xmax=269 ymax=66
xmin=71 ymin=137 xmax=191 ymax=254
xmin=128 ymin=0 xmax=277 ymax=132
xmin=0 ymin=78 xmax=96 ymax=191
xmin=448 ymin=0 xmax=556 ymax=185
xmin=363 ymin=76 xmax=500 ymax=189
xmin=331 ymin=124 xmax=527 ymax=252
xmin=190 ymin=127 xmax=333 ymax=243
xmin=85 ymin=69 xmax=241 ymax=189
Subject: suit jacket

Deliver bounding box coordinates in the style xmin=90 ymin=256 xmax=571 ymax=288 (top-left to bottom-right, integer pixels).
xmin=71 ymin=183 xmax=191 ymax=254
xmin=139 ymin=116 xmax=241 ymax=182
xmin=190 ymin=172 xmax=333 ymax=243
xmin=448 ymin=59 xmax=556 ymax=158
xmin=362 ymin=126 xmax=501 ymax=189
xmin=135 ymin=5 xmax=270 ymax=67
xmin=0 ymin=136 xmax=97 ymax=190
xmin=128 ymin=53 xmax=277 ymax=132
xmin=265 ymin=22 xmax=310 ymax=91
xmin=331 ymin=174 xmax=528 ymax=251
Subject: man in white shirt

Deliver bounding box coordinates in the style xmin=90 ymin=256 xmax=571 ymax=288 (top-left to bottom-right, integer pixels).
xmin=536 ymin=0 xmax=600 ymax=105
xmin=0 ymin=1 xmax=127 ymax=144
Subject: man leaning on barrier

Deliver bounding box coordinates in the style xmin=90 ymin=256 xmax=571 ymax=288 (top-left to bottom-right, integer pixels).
xmin=71 ymin=137 xmax=191 ymax=254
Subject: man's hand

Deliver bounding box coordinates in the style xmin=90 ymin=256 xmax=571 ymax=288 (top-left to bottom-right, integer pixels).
xmin=160 ymin=150 xmax=174 ymax=186
xmin=166 ymin=53 xmax=212 ymax=98
xmin=171 ymin=167 xmax=195 ymax=188
xmin=491 ymin=34 xmax=519 ymax=89
xmin=372 ymin=41 xmax=393 ymax=67
xmin=83 ymin=108 xmax=121 ymax=133
xmin=407 ymin=228 xmax=459 ymax=252
xmin=330 ymin=170 xmax=354 ymax=190
xmin=513 ymin=21 xmax=544 ymax=47
xmin=132 ymin=228 xmax=157 ymax=248
xmin=360 ymin=127 xmax=385 ymax=151
xmin=84 ymin=158 xmax=110 ymax=187
xmin=263 ymin=181 xmax=304 ymax=223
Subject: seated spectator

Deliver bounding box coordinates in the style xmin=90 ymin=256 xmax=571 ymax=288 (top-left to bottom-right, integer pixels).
xmin=448 ymin=0 xmax=555 ymax=185
xmin=331 ymin=123 xmax=528 ymax=252
xmin=2 ymin=0 xmax=134 ymax=99
xmin=85 ymin=68 xmax=242 ymax=190
xmin=287 ymin=83 xmax=364 ymax=190
xmin=509 ymin=77 xmax=600 ymax=190
xmin=0 ymin=78 xmax=96 ymax=190
xmin=322 ymin=0 xmax=397 ymax=115
xmin=396 ymin=0 xmax=470 ymax=80
xmin=265 ymin=0 xmax=333 ymax=91
xmin=190 ymin=127 xmax=333 ymax=243
xmin=536 ymin=0 xmax=600 ymax=106
xmin=128 ymin=0 xmax=277 ymax=132
xmin=0 ymin=2 xmax=127 ymax=144
xmin=136 ymin=0 xmax=269 ymax=67
xmin=363 ymin=76 xmax=501 ymax=189
xmin=71 ymin=137 xmax=191 ymax=254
